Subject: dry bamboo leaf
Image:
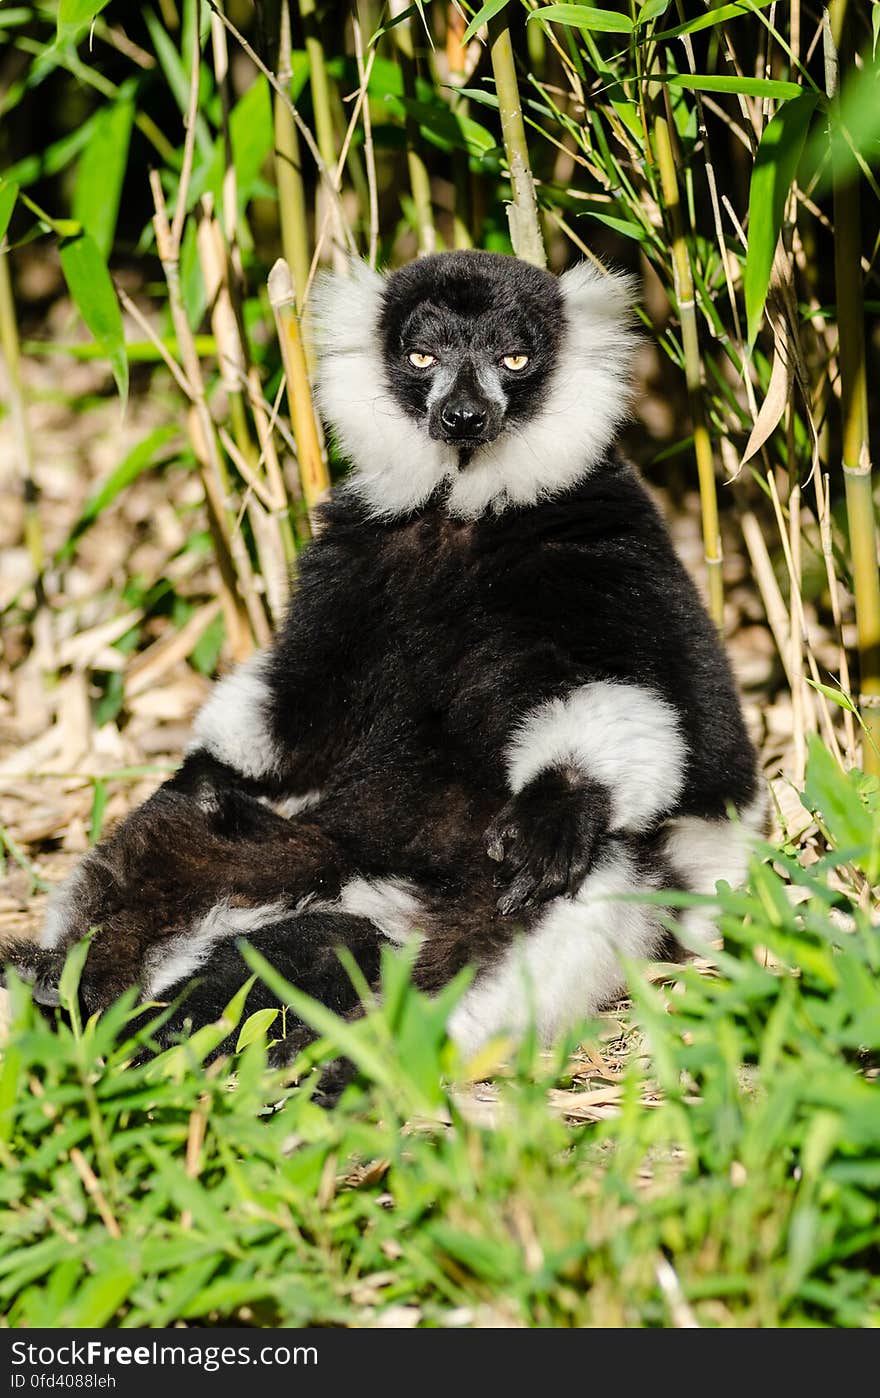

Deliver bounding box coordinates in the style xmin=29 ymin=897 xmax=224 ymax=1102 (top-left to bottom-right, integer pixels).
xmin=739 ymin=332 xmax=792 ymax=469
xmin=127 ymin=674 xmax=207 ymax=721
xmin=125 ymin=600 xmax=221 ymax=697
xmin=57 ymin=609 xmax=142 ymax=669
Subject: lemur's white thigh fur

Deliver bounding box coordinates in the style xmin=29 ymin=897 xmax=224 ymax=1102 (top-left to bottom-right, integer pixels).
xmin=143 ymin=900 xmax=291 ymax=998
xmin=448 ymin=844 xmax=659 ymax=1055
xmin=663 ymin=792 xmax=767 ymax=942
xmin=41 ymin=863 xmax=88 ymax=951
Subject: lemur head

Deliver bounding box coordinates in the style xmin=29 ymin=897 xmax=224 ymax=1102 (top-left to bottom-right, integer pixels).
xmin=377 ymin=252 xmax=564 ymax=460
xmin=312 ymin=249 xmax=637 ymax=521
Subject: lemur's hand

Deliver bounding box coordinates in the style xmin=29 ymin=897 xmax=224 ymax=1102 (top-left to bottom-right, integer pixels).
xmin=485 ymin=768 xmax=610 ymax=916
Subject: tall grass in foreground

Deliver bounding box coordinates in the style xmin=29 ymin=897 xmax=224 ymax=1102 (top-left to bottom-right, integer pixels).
xmin=0 ymin=741 xmax=877 ymax=1328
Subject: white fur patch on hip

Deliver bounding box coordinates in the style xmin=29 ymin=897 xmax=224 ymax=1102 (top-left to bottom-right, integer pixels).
xmin=447 ymin=845 xmax=661 ymax=1057
xmin=662 ymin=789 xmax=767 ymax=941
xmin=310 ymin=876 xmax=426 ymax=944
xmin=143 ymin=898 xmax=291 ymax=998
xmin=506 ymin=680 xmax=686 ymax=831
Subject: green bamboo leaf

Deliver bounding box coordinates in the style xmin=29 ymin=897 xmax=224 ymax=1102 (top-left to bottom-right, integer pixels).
xmin=463 ymin=0 xmax=510 ymax=45
xmin=239 ymin=941 xmax=396 ymax=1090
xmin=802 ymin=736 xmax=876 ymax=866
xmin=193 ymin=76 xmax=274 ymax=217
xmin=387 ymin=95 xmax=497 ymax=156
xmin=0 ymin=1043 xmax=22 ymax=1144
xmin=142 ymin=7 xmax=212 ymax=157
xmin=88 ymin=779 xmax=108 ymax=846
xmin=58 ymin=936 xmax=93 ymax=1016
xmin=656 ymin=1 xmax=775 ymax=39
xmin=804 ymin=53 xmax=880 ymax=193
xmin=236 ymin=1007 xmax=279 ymax=1052
xmin=73 ymin=98 xmax=134 ymax=259
xmin=636 ymin=0 xmax=671 ymax=23
xmin=56 ymin=0 xmax=112 ymax=43
xmin=0 ymin=180 xmax=17 ymax=241
xmin=744 ymin=91 xmax=818 ymax=346
xmin=527 ymin=4 xmax=635 ymax=34
xmin=371 ymin=1 xmax=434 ymax=43
xmin=804 ymin=679 xmax=858 ymax=714
xmin=59 ymin=232 xmax=128 ymax=409
xmin=656 ymin=73 xmax=803 ymax=99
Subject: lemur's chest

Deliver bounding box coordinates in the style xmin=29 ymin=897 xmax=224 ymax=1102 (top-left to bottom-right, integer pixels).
xmin=373 ymin=512 xmax=511 ymax=648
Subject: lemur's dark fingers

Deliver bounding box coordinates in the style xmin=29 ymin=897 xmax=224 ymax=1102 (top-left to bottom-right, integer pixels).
xmin=497 ymin=870 xmax=537 ymax=917
xmin=485 ymin=816 xmax=520 ymax=864
xmin=33 ymin=972 xmax=61 ymax=1008
xmin=486 ymin=832 xmax=505 ymax=863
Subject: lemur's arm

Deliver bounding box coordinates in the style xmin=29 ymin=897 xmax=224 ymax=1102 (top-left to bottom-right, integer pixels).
xmin=484 ymin=473 xmax=754 ymax=914
xmin=486 ymin=678 xmax=687 ymax=913
xmin=171 ymin=503 xmax=370 ymax=804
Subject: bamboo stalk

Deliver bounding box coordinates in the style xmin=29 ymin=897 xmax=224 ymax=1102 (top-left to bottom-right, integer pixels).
xmin=299 ymin=0 xmax=347 ymax=269
xmin=275 ymin=1 xmax=311 ymax=309
xmin=247 ymin=363 xmax=298 ymax=568
xmin=0 ymin=243 xmax=44 ymax=600
xmin=487 ymin=9 xmax=546 ymax=267
xmin=653 ymin=95 xmax=724 ymax=627
xmin=204 ymin=0 xmax=354 ymax=255
xmin=825 ymin=2 xmax=880 ymax=773
xmin=815 ymin=468 xmax=857 ymax=758
xmin=268 ymin=258 xmax=330 ymax=525
xmin=353 ymin=15 xmax=379 ymax=268
xmin=447 ymin=3 xmax=472 ymax=251
xmin=150 ymin=172 xmax=266 ymax=655
xmin=208 ymin=0 xmax=245 ymax=288
xmin=391 ymin=0 xmax=436 ymax=254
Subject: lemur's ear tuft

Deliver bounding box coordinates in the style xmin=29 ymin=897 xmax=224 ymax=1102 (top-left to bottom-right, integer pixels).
xmin=309 ymin=259 xmax=387 ymax=360
xmin=558 ymin=260 xmax=639 ymax=329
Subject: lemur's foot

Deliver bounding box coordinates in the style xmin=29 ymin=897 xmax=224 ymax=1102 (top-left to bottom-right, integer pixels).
xmin=485 ymin=768 xmax=610 ymax=916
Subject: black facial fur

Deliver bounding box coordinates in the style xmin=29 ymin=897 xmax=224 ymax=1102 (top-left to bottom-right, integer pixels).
xmin=379 ymin=251 xmax=564 ymax=462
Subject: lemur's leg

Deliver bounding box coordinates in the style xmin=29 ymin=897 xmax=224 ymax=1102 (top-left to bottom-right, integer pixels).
xmin=5 ymin=647 xmax=345 ymax=1012
xmin=11 ymin=783 xmax=351 ymax=1016
xmin=447 ymin=832 xmax=671 ymax=1056
xmin=140 ymin=910 xmax=382 ymax=1066
xmin=485 ymin=680 xmax=688 ymax=915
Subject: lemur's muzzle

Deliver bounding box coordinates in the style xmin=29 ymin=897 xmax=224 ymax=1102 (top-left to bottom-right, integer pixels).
xmin=429 ymin=363 xmax=503 ymax=452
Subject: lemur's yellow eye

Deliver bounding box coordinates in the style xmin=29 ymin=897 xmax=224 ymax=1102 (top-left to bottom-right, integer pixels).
xmin=502 ymin=354 xmax=529 ymax=371
xmin=409 ymin=352 xmax=436 ymax=369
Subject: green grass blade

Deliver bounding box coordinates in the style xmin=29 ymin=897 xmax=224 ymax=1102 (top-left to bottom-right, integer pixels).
xmin=58 ymin=231 xmax=128 ymax=409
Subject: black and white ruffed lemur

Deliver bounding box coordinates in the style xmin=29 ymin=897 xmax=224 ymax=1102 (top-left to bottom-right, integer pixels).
xmin=2 ymin=251 xmax=763 ymax=1060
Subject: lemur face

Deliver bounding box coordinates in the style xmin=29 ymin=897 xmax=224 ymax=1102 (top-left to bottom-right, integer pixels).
xmin=313 ymin=249 xmax=637 ymax=519
xmin=379 ymin=252 xmax=564 ymax=462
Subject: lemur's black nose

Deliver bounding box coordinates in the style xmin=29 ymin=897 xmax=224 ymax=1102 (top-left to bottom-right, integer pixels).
xmin=441 ymin=403 xmax=487 ymax=439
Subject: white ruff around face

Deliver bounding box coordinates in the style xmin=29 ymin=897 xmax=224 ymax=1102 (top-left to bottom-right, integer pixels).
xmin=311 ymin=259 xmax=638 ymax=521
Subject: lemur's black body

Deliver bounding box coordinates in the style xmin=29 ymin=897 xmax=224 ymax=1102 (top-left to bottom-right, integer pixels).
xmin=3 ymin=252 xmax=760 ymax=1060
